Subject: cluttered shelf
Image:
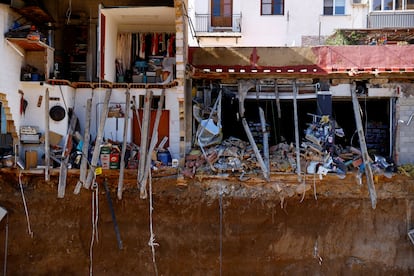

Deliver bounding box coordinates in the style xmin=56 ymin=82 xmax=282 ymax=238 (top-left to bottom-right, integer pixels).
xmin=6 ymin=37 xmax=52 ymax=51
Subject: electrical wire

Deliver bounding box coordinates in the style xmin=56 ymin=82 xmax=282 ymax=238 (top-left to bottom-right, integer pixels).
xmin=89 ymin=175 xmax=99 ymax=276
xmin=219 ymin=189 xmax=223 ymax=276
xmin=66 ymin=0 xmax=72 ymax=25
xmin=18 ymin=172 xmax=33 ymax=238
xmin=3 ymin=215 xmax=8 ymax=276
xmin=148 ymin=171 xmax=159 ymax=275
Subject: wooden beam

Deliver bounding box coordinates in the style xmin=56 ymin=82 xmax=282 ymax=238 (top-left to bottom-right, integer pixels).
xmin=259 ymin=107 xmax=269 ymax=178
xmin=74 ymin=98 xmax=92 ymax=194
xmin=241 ymin=117 xmax=269 ymax=181
xmin=84 ymin=89 xmax=112 ymax=190
xmin=57 ymin=110 xmax=78 ymax=198
xmin=138 ymin=89 xmax=153 ymax=199
xmin=44 ymin=88 xmax=50 ymax=182
xmin=117 ymin=89 xmax=131 ymax=200
xmin=293 ymin=80 xmax=302 ymax=181
xmin=141 ymin=89 xmax=165 ymax=199
xmin=351 ymin=87 xmax=377 ymax=209
xmin=237 ymin=80 xmax=255 ymax=118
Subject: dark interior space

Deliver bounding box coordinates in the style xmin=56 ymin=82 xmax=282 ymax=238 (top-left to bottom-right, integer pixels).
xmin=220 ymin=95 xmax=391 ymax=157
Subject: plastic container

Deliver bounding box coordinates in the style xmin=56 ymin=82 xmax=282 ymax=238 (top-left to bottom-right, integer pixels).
xmin=157 ymin=150 xmax=171 ymax=166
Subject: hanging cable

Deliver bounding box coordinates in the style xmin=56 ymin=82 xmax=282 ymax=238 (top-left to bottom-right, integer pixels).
xmin=89 ymin=175 xmax=99 ymax=276
xmin=3 ymin=214 xmax=8 ymax=276
xmin=18 ymin=172 xmax=33 ymax=238
xmin=66 ymin=0 xmax=72 ymax=25
xmin=219 ymin=188 xmax=223 ymax=276
xmin=148 ymin=171 xmax=159 ymax=275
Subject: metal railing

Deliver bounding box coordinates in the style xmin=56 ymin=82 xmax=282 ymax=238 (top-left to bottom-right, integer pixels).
xmin=368 ymin=11 xmax=414 ymax=28
xmin=195 ymin=13 xmax=242 ymax=33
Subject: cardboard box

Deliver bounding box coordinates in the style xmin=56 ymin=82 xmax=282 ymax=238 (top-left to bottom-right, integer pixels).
xmin=110 ymin=153 xmax=120 ymax=169
xmin=100 ymin=153 xmax=110 ymax=169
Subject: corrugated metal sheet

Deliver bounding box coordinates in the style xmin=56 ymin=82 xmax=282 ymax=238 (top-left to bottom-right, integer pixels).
xmin=368 ymin=12 xmax=414 ymax=28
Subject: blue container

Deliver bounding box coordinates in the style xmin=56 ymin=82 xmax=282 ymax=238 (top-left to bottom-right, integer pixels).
xmin=31 ymin=73 xmax=40 ymax=81
xmin=157 ymin=150 xmax=171 ymax=166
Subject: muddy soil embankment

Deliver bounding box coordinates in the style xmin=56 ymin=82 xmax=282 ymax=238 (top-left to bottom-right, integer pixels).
xmin=0 ymin=170 xmax=413 ymax=275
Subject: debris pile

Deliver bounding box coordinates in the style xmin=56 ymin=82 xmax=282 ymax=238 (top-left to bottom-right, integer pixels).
xmin=184 ymin=114 xmax=397 ymax=180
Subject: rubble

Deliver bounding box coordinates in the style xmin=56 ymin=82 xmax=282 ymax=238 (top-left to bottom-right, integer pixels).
xmin=183 ymin=113 xmax=398 ymax=181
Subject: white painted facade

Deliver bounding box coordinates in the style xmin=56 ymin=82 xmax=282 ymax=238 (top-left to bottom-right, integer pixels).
xmin=0 ymin=4 xmax=26 ymax=134
xmin=0 ymin=3 xmax=185 ymax=167
xmin=188 ymin=0 xmax=369 ymax=47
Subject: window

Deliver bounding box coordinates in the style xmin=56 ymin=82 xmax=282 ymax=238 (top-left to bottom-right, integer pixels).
xmin=373 ymin=0 xmax=414 ymax=10
xmin=324 ymin=0 xmax=345 ymax=15
xmin=261 ymin=0 xmax=284 ymax=15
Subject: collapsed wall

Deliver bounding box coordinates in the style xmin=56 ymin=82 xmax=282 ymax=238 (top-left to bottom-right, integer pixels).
xmin=0 ymin=170 xmax=413 ymax=274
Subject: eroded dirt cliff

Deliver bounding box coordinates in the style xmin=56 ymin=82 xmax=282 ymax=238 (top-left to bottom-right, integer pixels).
xmin=0 ymin=169 xmax=413 ymax=275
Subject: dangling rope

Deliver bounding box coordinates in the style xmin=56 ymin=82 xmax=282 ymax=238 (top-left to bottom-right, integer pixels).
xmin=3 ymin=214 xmax=8 ymax=276
xmin=219 ymin=189 xmax=223 ymax=276
xmin=18 ymin=172 xmax=33 ymax=238
xmin=89 ymin=176 xmax=99 ymax=276
xmin=66 ymin=0 xmax=72 ymax=25
xmin=148 ymin=171 xmax=159 ymax=276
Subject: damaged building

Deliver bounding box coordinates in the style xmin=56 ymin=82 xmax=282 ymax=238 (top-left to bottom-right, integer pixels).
xmin=0 ymin=0 xmax=413 ymax=274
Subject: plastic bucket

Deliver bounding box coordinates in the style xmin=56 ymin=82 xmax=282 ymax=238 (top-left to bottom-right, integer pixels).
xmin=157 ymin=150 xmax=171 ymax=166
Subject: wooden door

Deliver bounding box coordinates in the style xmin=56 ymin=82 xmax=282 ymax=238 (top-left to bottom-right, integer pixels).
xmin=211 ymin=0 xmax=232 ymax=28
xmin=132 ymin=109 xmax=170 ymax=148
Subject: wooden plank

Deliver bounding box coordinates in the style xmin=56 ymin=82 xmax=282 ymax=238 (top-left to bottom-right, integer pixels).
xmin=117 ymin=89 xmax=131 ymax=200
xmin=259 ymin=107 xmax=269 ymax=179
xmin=274 ymin=80 xmax=281 ymax=118
xmin=84 ymin=89 xmax=112 ymax=190
xmin=44 ymin=88 xmax=50 ymax=182
xmin=74 ymin=98 xmax=92 ymax=194
xmin=141 ymin=89 xmax=165 ymax=199
xmin=351 ymin=88 xmax=377 ymax=209
xmin=138 ymin=90 xmax=153 ymax=199
xmin=57 ymin=111 xmax=78 ymax=198
xmin=241 ymin=118 xmax=269 ymax=181
xmin=237 ymin=80 xmax=255 ymax=118
xmin=293 ymin=80 xmax=302 ymax=181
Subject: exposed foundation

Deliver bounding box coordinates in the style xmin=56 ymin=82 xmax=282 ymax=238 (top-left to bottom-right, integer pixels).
xmin=0 ymin=169 xmax=413 ymax=274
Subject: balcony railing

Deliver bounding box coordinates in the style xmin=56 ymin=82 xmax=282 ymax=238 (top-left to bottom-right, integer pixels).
xmin=368 ymin=11 xmax=414 ymax=28
xmin=195 ymin=13 xmax=242 ymax=33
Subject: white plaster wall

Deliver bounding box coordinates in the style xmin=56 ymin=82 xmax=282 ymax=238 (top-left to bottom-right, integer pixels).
xmin=74 ymin=87 xmax=182 ymax=159
xmin=19 ymin=83 xmax=75 ymax=137
xmin=0 ymin=5 xmax=25 ymax=134
xmin=189 ymin=0 xmax=369 ymax=47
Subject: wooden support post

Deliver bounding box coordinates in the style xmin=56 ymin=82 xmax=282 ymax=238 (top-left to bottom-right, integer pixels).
xmin=259 ymin=107 xmax=270 ymax=176
xmin=141 ymin=90 xmax=165 ymax=199
xmin=293 ymin=80 xmax=302 ymax=181
xmin=351 ymin=87 xmax=377 ymax=209
xmin=242 ymin=118 xmax=269 ymax=181
xmin=117 ymin=89 xmax=131 ymax=200
xmin=274 ymin=80 xmax=281 ymax=119
xmin=84 ymin=89 xmax=112 ymax=190
xmin=238 ymin=80 xmax=256 ymax=118
xmin=58 ymin=110 xmax=78 ymax=198
xmin=74 ymin=98 xmax=92 ymax=194
xmin=44 ymin=88 xmax=50 ymax=182
xmin=138 ymin=90 xmax=153 ymax=199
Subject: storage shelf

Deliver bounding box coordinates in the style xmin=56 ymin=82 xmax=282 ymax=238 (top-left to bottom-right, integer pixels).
xmin=6 ymin=38 xmax=52 ymax=51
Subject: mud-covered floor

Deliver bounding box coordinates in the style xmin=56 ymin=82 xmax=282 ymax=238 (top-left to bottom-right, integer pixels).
xmin=0 ymin=169 xmax=414 ymax=275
